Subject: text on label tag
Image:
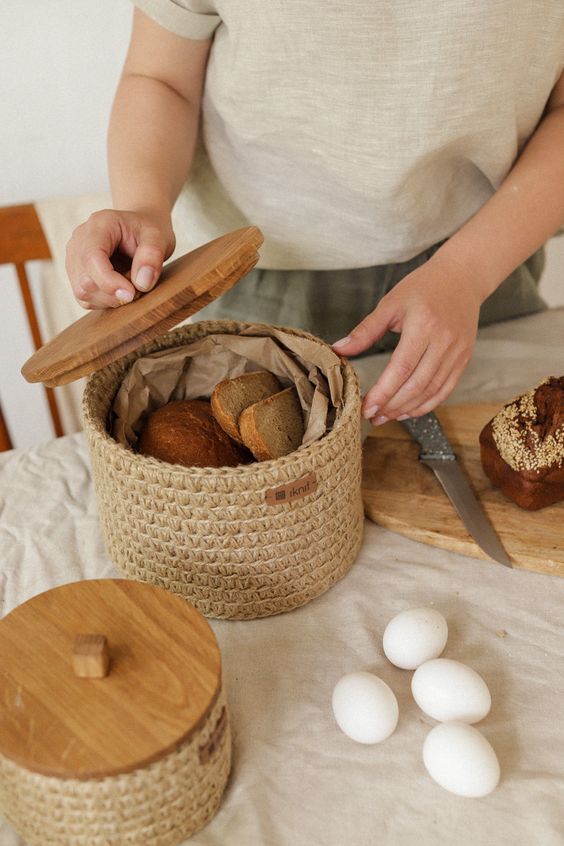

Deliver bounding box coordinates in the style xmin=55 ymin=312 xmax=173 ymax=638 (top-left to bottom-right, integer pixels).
xmin=265 ymin=472 xmax=318 ymax=505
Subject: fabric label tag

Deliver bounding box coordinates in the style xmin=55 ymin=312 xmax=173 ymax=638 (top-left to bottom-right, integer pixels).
xmin=199 ymin=707 xmax=227 ymax=765
xmin=265 ymin=472 xmax=318 ymax=505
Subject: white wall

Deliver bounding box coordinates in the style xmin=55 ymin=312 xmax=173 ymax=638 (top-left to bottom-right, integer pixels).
xmin=2 ymin=0 xmax=132 ymax=204
xmin=1 ymin=1 xmax=132 ymax=448
xmin=0 ymin=1 xmax=563 ymax=448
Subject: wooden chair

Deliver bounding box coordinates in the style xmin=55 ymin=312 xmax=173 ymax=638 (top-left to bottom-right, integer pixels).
xmin=0 ymin=203 xmax=64 ymax=450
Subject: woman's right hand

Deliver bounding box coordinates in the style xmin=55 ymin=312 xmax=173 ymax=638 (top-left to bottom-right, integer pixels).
xmin=66 ymin=208 xmax=176 ymax=309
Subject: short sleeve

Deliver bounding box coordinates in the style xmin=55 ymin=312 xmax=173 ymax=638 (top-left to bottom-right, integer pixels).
xmin=131 ymin=0 xmax=220 ymax=40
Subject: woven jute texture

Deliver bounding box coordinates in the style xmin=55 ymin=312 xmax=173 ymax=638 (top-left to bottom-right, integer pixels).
xmin=82 ymin=321 xmax=364 ymax=620
xmin=0 ymin=687 xmax=230 ymax=846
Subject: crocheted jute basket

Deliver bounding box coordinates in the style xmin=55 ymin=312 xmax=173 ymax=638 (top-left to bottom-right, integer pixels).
xmin=82 ymin=320 xmax=364 ymax=620
xmin=0 ymin=580 xmax=231 ymax=846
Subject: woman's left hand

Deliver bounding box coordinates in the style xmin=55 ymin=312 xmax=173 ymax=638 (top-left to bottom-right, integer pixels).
xmin=332 ymin=252 xmax=482 ymax=423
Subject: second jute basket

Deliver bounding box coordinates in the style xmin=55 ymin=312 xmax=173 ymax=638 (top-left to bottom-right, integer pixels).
xmin=82 ymin=320 xmax=364 ymax=620
xmin=0 ymin=690 xmax=230 ymax=846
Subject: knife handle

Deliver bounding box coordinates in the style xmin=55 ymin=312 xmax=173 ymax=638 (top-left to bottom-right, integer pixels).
xmin=400 ymin=412 xmax=456 ymax=460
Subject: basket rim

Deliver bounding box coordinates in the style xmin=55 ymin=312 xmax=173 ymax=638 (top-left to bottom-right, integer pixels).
xmin=82 ymin=320 xmax=361 ymax=479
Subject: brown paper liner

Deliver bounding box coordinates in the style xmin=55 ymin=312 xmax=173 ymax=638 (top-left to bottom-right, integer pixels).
xmin=111 ymin=324 xmax=345 ymax=450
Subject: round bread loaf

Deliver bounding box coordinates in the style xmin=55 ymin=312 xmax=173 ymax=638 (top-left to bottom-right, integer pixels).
xmin=138 ymin=399 xmax=252 ymax=468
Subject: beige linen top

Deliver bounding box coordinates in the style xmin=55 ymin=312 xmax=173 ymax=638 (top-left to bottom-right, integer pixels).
xmin=132 ymin=0 xmax=564 ymax=270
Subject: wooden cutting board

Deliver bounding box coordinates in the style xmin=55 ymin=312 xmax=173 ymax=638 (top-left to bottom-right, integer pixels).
xmin=361 ymin=404 xmax=564 ymax=577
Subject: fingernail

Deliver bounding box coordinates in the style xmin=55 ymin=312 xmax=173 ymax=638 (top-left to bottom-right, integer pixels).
xmin=397 ymin=414 xmax=410 ymax=421
xmin=332 ymin=336 xmax=352 ymax=348
xmin=363 ymin=404 xmax=379 ymax=419
xmin=116 ymin=288 xmax=134 ymax=304
xmin=372 ymin=415 xmax=389 ymax=426
xmin=135 ymin=266 xmax=155 ymax=292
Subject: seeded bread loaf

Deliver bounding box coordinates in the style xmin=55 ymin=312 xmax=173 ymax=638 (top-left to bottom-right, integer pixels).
xmin=211 ymin=371 xmax=281 ymax=443
xmin=138 ymin=399 xmax=252 ymax=468
xmin=238 ymin=386 xmax=305 ymax=461
xmin=479 ymin=376 xmax=564 ymax=510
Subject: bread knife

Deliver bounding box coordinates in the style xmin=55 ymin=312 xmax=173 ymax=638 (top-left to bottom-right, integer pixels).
xmin=400 ymin=412 xmax=512 ymax=568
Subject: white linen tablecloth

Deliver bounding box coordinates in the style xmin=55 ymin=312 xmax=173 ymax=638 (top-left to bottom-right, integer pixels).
xmin=1 ymin=309 xmax=563 ymax=846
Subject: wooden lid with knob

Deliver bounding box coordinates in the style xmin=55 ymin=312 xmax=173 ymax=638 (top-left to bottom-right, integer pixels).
xmin=0 ymin=580 xmax=222 ymax=780
xmin=21 ymin=226 xmax=263 ymax=387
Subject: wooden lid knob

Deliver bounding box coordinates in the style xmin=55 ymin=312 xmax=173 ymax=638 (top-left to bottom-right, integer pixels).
xmin=72 ymin=634 xmax=110 ymax=678
xmin=0 ymin=580 xmax=222 ymax=779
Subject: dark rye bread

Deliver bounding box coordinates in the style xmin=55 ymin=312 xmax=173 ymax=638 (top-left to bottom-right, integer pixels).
xmin=238 ymin=386 xmax=305 ymax=461
xmin=479 ymin=376 xmax=564 ymax=510
xmin=211 ymin=371 xmax=281 ymax=444
xmin=138 ymin=399 xmax=252 ymax=468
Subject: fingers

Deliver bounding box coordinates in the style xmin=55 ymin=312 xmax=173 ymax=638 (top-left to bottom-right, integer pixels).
xmin=368 ymin=346 xmax=472 ymax=423
xmin=66 ymin=209 xmax=174 ymax=309
xmin=332 ymin=299 xmax=395 ymax=357
xmin=366 ymin=330 xmax=469 ymax=420
xmin=130 ymin=224 xmax=173 ymax=293
xmin=336 ymin=257 xmax=479 ymax=424
xmin=364 ymin=341 xmax=438 ymax=421
xmin=67 ymin=212 xmax=134 ymax=308
xmin=86 ymin=247 xmax=137 ymax=304
xmin=360 ymin=322 xmax=429 ymax=419
xmin=394 ymin=367 xmax=463 ymax=419
xmin=399 ymin=348 xmax=471 ymax=418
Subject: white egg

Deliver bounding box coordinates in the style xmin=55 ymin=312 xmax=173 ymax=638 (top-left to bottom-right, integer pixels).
xmin=412 ymin=658 xmax=491 ymax=723
xmin=332 ymin=671 xmax=399 ymax=744
xmin=423 ymin=722 xmax=500 ymax=797
xmin=383 ymin=607 xmax=448 ymax=670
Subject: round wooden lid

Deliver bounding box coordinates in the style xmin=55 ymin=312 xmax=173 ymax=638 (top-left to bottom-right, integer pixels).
xmin=21 ymin=226 xmax=263 ymax=387
xmin=0 ymin=580 xmax=222 ymax=779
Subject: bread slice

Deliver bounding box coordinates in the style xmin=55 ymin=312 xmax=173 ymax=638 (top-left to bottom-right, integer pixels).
xmin=239 ymin=386 xmax=305 ymax=461
xmin=211 ymin=371 xmax=281 ymax=444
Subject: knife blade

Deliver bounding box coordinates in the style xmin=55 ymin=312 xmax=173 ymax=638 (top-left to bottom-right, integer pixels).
xmin=400 ymin=412 xmax=512 ymax=568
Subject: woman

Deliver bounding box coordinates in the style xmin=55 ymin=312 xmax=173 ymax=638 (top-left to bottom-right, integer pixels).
xmin=66 ymin=2 xmax=564 ymax=424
